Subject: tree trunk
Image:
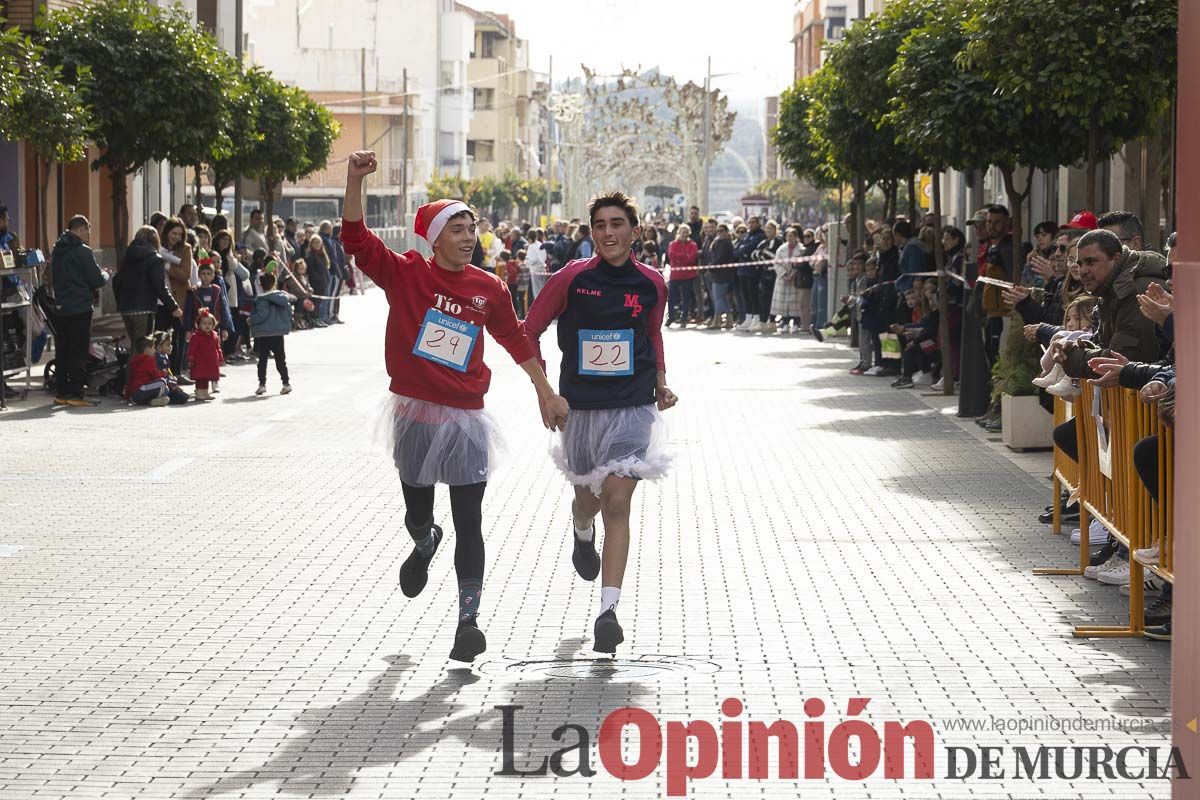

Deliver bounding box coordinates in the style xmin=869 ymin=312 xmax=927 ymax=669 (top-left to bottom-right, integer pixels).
xmin=214 ymin=184 xmax=225 ymax=216
xmin=264 ymin=182 xmax=277 ymax=254
xmin=1000 ymin=165 xmax=1028 ymax=289
xmin=907 ymin=172 xmax=918 ymax=220
xmin=193 ymin=165 xmax=203 ymax=210
xmin=111 ymin=168 xmax=130 ymax=264
xmin=35 ymin=156 xmax=48 ymax=253
xmin=933 ymin=169 xmax=953 ymax=396
xmin=1086 ymin=118 xmax=1098 ymax=212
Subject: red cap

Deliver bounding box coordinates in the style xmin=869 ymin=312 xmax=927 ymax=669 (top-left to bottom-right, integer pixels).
xmin=414 ymin=199 xmax=472 ymax=245
xmin=1064 ymin=211 xmax=1097 ymax=230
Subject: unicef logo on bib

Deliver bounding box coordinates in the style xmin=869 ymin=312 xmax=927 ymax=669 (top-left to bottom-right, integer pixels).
xmin=413 ymin=308 xmax=481 ymax=373
xmin=578 ymin=329 xmax=634 ymax=377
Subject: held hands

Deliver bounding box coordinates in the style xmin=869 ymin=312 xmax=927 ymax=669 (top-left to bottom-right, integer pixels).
xmin=1140 ymin=380 xmax=1169 ymax=403
xmin=656 ymin=384 xmax=678 ymax=411
xmin=1137 ymin=282 xmax=1173 ymax=326
xmin=347 ymin=150 xmax=378 ymax=178
xmin=184 ymin=331 xmax=193 ymax=342
xmin=1023 ymin=323 xmax=1040 ymax=343
xmin=220 ymin=330 xmax=229 ymax=342
xmin=540 ymin=392 xmax=570 ymax=431
xmin=172 ymin=307 xmax=184 ymax=319
xmin=1087 ymin=352 xmax=1128 ymax=387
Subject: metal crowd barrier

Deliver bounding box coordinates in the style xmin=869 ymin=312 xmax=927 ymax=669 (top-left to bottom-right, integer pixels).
xmin=1035 ymin=384 xmax=1175 ymax=639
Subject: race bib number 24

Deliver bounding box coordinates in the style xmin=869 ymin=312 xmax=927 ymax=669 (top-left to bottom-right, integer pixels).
xmin=578 ymin=329 xmax=634 ymax=377
xmin=413 ymin=309 xmax=480 ymax=373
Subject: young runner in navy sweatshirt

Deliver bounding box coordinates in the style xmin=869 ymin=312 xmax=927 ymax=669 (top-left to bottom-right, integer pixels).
xmin=340 ymin=150 xmax=568 ymax=663
xmin=524 ymin=191 xmax=679 ymax=654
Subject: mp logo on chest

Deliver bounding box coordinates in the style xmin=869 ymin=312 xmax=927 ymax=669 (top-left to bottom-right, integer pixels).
xmin=624 ymin=293 xmax=643 ymax=317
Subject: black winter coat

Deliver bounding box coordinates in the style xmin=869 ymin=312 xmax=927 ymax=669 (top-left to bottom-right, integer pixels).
xmin=113 ymin=240 xmax=178 ymax=315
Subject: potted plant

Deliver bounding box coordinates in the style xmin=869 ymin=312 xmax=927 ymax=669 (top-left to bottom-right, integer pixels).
xmin=993 ymin=313 xmax=1053 ymax=450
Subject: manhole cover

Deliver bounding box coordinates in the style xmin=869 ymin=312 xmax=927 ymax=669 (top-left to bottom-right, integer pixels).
xmin=479 ymin=655 xmax=721 ymax=680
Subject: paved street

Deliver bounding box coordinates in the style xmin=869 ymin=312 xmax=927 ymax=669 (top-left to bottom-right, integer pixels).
xmin=0 ymin=289 xmax=1173 ymax=799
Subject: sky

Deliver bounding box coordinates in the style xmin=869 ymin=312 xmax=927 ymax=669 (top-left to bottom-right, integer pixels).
xmin=482 ymin=0 xmax=797 ymax=115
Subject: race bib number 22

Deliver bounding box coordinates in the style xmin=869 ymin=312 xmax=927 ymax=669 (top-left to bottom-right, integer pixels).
xmin=578 ymin=329 xmax=634 ymax=377
xmin=413 ymin=309 xmax=480 ymax=373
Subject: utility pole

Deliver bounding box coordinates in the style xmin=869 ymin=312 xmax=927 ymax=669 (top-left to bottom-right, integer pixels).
xmin=401 ymin=68 xmax=409 ymax=224
xmin=545 ymin=54 xmax=554 ymax=224
xmin=233 ymin=0 xmax=243 ymax=234
xmin=700 ymin=56 xmax=711 ymax=215
xmin=360 ymin=48 xmax=368 ymax=150
xmin=434 ymin=3 xmax=442 ymax=172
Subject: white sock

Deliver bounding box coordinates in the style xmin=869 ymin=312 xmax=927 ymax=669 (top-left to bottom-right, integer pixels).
xmin=573 ymin=517 xmax=595 ymax=543
xmin=599 ymin=586 xmax=621 ymax=616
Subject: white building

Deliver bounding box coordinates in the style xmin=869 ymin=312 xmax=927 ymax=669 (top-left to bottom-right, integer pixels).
xmin=243 ymin=0 xmax=474 ymax=225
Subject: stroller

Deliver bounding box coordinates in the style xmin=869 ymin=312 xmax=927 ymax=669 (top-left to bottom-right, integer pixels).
xmin=33 ymin=286 xmax=128 ymax=397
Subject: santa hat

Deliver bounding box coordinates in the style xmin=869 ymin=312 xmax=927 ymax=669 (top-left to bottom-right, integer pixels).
xmin=415 ymin=199 xmax=472 ymax=246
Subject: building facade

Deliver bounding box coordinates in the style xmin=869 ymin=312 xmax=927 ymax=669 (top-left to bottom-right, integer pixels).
xmin=460 ymin=6 xmax=537 ymax=181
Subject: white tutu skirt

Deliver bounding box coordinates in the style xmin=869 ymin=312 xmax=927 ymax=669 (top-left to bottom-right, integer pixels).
xmin=378 ymin=394 xmax=504 ymax=487
xmin=552 ymin=404 xmax=672 ymax=496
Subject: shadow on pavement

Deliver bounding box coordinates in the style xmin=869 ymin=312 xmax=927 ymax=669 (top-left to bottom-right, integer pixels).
xmin=189 ymin=638 xmax=651 ymax=798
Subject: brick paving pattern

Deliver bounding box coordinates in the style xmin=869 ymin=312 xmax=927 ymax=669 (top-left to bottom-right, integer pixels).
xmin=0 ymin=291 xmax=1172 ymax=798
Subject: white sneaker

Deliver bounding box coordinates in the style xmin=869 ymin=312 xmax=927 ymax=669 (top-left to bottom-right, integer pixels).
xmin=749 ymin=320 xmax=765 ymax=333
xmin=1133 ymin=545 xmax=1160 ymax=566
xmin=1084 ymin=554 xmax=1124 ymax=581
xmin=931 ymin=377 xmax=944 ymax=391
xmin=735 ymin=319 xmax=753 ymax=332
xmin=280 ymin=384 xmax=293 ymax=395
xmin=1097 ymin=560 xmax=1131 ymax=586
xmin=1047 ymin=375 xmax=1080 ymax=398
xmin=912 ymin=371 xmax=928 ymax=386
xmin=149 ymin=396 xmax=170 ymax=407
xmin=255 ymin=384 xmax=266 ymax=396
xmin=864 ymin=366 xmax=884 ymax=376
xmin=1032 ymin=363 xmax=1065 ymax=388
xmin=1069 ymin=523 xmax=1108 ymax=546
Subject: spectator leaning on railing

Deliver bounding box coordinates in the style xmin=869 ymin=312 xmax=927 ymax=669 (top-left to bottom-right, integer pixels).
xmin=1043 ymin=228 xmax=1168 ymax=464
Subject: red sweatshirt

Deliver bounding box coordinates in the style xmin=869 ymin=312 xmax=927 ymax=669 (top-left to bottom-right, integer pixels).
xmin=124 ymin=353 xmax=166 ymax=399
xmin=339 ymin=218 xmax=535 ymax=410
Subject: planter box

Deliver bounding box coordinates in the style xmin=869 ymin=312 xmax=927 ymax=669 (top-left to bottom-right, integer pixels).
xmin=1001 ymin=393 xmax=1053 ymax=450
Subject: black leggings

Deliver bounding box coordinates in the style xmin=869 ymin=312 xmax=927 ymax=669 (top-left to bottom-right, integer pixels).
xmin=400 ymin=481 xmax=486 ymax=582
xmin=1053 ymin=419 xmax=1079 ymax=462
xmin=1133 ymin=435 xmax=1159 ymax=500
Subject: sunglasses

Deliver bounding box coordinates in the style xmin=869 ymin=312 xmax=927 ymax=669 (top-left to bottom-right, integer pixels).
xmin=1054 ymin=244 xmax=1069 ymax=253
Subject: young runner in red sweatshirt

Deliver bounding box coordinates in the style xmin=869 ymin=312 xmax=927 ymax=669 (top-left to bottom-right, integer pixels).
xmin=340 ymin=150 xmax=569 ymax=663
xmin=524 ymin=191 xmax=679 ymax=655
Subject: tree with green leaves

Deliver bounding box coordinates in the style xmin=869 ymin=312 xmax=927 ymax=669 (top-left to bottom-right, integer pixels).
xmin=0 ymin=32 xmax=90 ymax=252
xmin=40 ymin=0 xmax=235 ymax=259
xmin=239 ymin=69 xmax=339 ymax=236
xmin=772 ymin=74 xmax=838 ymax=190
xmin=964 ymin=0 xmax=1176 ymax=210
xmin=207 ymin=66 xmax=264 ymax=213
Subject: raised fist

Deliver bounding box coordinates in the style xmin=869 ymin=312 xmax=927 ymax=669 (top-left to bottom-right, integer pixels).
xmin=348 ymin=150 xmax=377 ymax=178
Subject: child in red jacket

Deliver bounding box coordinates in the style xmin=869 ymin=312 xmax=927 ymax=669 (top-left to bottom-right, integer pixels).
xmin=187 ymin=309 xmax=225 ymax=401
xmin=125 ymin=336 xmax=189 ymax=406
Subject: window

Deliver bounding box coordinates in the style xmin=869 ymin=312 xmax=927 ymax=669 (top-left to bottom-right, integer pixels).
xmin=473 ymin=88 xmax=494 ymax=110
xmin=468 ymin=140 xmax=495 ymax=162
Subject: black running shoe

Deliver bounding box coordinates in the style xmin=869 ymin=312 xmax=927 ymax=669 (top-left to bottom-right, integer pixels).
xmin=572 ymin=528 xmax=601 ymax=581
xmin=1038 ymin=501 xmax=1080 ymax=524
xmin=399 ymin=524 xmax=442 ymax=598
xmin=1088 ymin=539 xmax=1119 ymax=567
xmin=810 ymin=324 xmax=824 ymax=343
xmin=593 ymin=608 xmax=624 ymax=654
xmin=1143 ymin=620 xmax=1171 ymax=641
xmin=449 ymin=616 xmax=487 ymax=662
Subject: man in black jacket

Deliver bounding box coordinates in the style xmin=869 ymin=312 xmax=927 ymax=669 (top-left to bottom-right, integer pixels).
xmin=50 ymin=216 xmax=109 ymax=407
